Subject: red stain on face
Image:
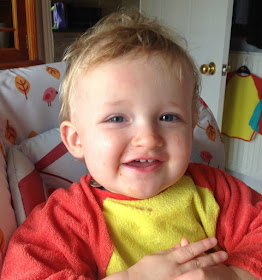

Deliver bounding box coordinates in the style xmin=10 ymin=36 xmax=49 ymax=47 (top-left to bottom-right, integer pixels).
xmin=173 ymin=134 xmax=180 ymax=145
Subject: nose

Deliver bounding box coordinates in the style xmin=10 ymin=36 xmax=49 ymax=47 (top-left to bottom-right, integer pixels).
xmin=131 ymin=131 xmax=164 ymax=149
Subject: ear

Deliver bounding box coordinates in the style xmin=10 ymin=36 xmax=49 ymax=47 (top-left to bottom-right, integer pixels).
xmin=60 ymin=121 xmax=84 ymax=159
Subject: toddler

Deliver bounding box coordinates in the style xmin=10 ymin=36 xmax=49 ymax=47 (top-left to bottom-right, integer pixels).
xmin=1 ymin=11 xmax=262 ymax=280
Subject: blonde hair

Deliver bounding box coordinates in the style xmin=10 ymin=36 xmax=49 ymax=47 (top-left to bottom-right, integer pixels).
xmin=59 ymin=10 xmax=200 ymax=123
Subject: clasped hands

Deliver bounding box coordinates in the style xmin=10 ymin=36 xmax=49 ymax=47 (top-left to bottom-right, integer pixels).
xmin=105 ymin=237 xmax=244 ymax=280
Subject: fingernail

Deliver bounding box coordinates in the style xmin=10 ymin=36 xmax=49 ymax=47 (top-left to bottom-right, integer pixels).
xmin=220 ymin=251 xmax=228 ymax=260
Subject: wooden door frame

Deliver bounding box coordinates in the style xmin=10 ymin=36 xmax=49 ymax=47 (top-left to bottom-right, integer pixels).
xmin=25 ymin=0 xmax=38 ymax=60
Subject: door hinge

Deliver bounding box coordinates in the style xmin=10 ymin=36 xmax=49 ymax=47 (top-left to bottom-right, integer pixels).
xmin=222 ymin=64 xmax=231 ymax=76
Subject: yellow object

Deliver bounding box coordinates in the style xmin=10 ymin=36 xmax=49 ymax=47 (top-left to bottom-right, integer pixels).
xmin=222 ymin=74 xmax=259 ymax=141
xmin=103 ymin=175 xmax=219 ymax=275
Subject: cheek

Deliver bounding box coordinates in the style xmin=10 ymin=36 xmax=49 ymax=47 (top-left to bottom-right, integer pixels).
xmin=170 ymin=131 xmax=192 ymax=155
xmin=85 ymin=132 xmax=125 ymax=163
xmin=100 ymin=134 xmax=116 ymax=149
xmin=173 ymin=134 xmax=180 ymax=146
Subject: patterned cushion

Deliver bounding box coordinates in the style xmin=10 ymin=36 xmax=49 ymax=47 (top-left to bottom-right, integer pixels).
xmin=7 ymin=128 xmax=88 ymax=226
xmin=0 ymin=62 xmax=66 ymax=269
xmin=190 ymin=98 xmax=225 ymax=170
xmin=0 ymin=62 xmax=66 ymax=153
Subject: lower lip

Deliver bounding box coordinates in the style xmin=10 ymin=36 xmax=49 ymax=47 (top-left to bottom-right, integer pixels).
xmin=123 ymin=161 xmax=163 ymax=173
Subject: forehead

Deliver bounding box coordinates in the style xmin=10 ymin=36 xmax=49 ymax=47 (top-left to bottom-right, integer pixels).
xmin=70 ymin=54 xmax=195 ymax=122
xmin=77 ymin=54 xmax=194 ymax=91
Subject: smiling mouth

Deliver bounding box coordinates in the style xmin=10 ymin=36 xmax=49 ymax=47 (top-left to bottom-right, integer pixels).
xmin=124 ymin=159 xmax=162 ymax=169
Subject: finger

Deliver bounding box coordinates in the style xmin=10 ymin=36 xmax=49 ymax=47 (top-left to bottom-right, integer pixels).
xmin=157 ymin=243 xmax=181 ymax=255
xmin=173 ymin=243 xmax=182 ymax=249
xmin=181 ymin=250 xmax=228 ymax=273
xmin=175 ymin=268 xmax=206 ymax=280
xmin=175 ymin=264 xmax=230 ymax=280
xmin=172 ymin=237 xmax=218 ymax=263
xmin=180 ymin=238 xmax=190 ymax=247
xmin=180 ymin=238 xmax=206 ymax=258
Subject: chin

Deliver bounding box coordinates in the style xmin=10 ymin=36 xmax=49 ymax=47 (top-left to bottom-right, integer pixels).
xmin=127 ymin=187 xmax=168 ymax=199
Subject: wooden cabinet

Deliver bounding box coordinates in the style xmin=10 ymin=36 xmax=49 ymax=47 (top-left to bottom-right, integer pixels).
xmin=0 ymin=0 xmax=42 ymax=69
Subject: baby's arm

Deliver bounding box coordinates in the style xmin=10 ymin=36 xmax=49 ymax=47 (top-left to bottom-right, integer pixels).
xmin=103 ymin=237 xmax=228 ymax=280
xmin=187 ymin=164 xmax=262 ymax=279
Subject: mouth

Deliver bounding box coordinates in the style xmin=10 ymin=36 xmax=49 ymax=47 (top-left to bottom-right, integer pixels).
xmin=123 ymin=159 xmax=163 ymax=172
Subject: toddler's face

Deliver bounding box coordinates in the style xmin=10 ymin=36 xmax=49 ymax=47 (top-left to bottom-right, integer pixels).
xmin=65 ymin=54 xmax=195 ymax=199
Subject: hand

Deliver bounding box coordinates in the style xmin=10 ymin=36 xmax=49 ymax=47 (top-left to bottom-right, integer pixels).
xmin=172 ymin=238 xmax=236 ymax=280
xmin=172 ymin=238 xmax=257 ymax=280
xmin=120 ymin=237 xmax=227 ymax=280
xmin=174 ymin=265 xmax=259 ymax=280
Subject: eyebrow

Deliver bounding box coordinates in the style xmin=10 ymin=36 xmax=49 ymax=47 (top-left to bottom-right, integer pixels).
xmin=165 ymin=101 xmax=186 ymax=109
xmin=104 ymin=99 xmax=129 ymax=106
xmin=103 ymin=100 xmax=186 ymax=110
xmin=166 ymin=101 xmax=180 ymax=106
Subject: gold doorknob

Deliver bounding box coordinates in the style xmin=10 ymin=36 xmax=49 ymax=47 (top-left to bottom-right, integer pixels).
xmin=200 ymin=62 xmax=216 ymax=75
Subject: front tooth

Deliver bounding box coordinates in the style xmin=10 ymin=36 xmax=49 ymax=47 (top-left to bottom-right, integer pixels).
xmin=148 ymin=159 xmax=154 ymax=163
xmin=140 ymin=159 xmax=146 ymax=163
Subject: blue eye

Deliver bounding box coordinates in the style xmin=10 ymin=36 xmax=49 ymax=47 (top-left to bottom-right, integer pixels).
xmin=160 ymin=114 xmax=178 ymax=122
xmin=108 ymin=116 xmax=126 ymax=123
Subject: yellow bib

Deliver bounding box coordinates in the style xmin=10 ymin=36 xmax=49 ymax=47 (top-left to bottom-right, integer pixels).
xmin=102 ymin=175 xmax=219 ymax=275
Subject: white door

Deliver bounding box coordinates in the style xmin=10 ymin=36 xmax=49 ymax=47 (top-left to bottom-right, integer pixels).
xmin=140 ymin=0 xmax=234 ymax=129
